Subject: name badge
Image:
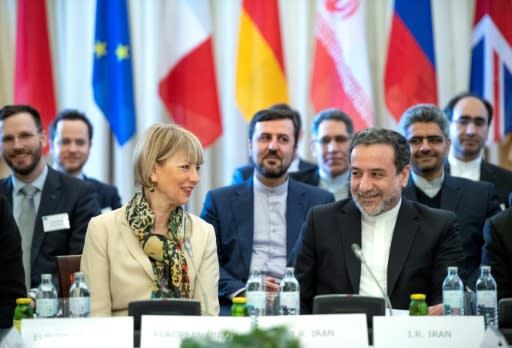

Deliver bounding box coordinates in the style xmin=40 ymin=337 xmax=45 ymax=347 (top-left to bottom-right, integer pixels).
xmin=42 ymin=213 xmax=70 ymax=232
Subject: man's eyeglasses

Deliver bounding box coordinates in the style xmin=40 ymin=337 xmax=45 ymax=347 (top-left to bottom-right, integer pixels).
xmin=407 ymin=136 xmax=445 ymax=146
xmin=314 ymin=135 xmax=351 ymax=145
xmin=453 ymin=116 xmax=487 ymax=128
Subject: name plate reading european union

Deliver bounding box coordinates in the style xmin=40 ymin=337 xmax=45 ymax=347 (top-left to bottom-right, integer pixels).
xmin=21 ymin=317 xmax=133 ymax=348
xmin=258 ymin=314 xmax=368 ymax=348
xmin=140 ymin=316 xmax=251 ymax=348
xmin=373 ymin=316 xmax=485 ymax=348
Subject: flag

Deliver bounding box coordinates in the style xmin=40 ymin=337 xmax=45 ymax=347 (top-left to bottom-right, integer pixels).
xmin=14 ymin=0 xmax=56 ymax=137
xmin=92 ymin=0 xmax=136 ymax=146
xmin=158 ymin=0 xmax=222 ymax=148
xmin=384 ymin=0 xmax=437 ymax=122
xmin=310 ymin=0 xmax=374 ymax=131
xmin=470 ymin=0 xmax=512 ymax=142
xmin=236 ymin=0 xmax=288 ymax=122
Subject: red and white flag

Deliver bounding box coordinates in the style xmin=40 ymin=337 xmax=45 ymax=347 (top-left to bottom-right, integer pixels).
xmin=310 ymin=0 xmax=374 ymax=130
xmin=14 ymin=0 xmax=56 ymax=138
xmin=158 ymin=0 xmax=222 ymax=148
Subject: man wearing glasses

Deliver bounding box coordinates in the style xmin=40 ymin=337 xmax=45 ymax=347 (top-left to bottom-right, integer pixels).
xmin=293 ymin=108 xmax=353 ymax=201
xmin=0 ymin=105 xmax=100 ymax=291
xmin=399 ymin=104 xmax=500 ymax=289
xmin=444 ymin=92 xmax=512 ymax=209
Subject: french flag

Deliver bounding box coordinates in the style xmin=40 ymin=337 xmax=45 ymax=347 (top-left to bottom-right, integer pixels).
xmin=470 ymin=0 xmax=512 ymax=142
xmin=384 ymin=0 xmax=437 ymax=123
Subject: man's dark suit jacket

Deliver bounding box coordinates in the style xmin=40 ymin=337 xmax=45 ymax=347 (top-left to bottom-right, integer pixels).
xmin=482 ymin=208 xmax=512 ymax=300
xmin=231 ymin=158 xmax=316 ymax=184
xmin=0 ymin=166 xmax=101 ymax=288
xmin=295 ymin=198 xmax=464 ymax=313
xmin=446 ymin=160 xmax=512 ymax=208
xmin=404 ymin=175 xmax=500 ymax=288
xmin=200 ymin=177 xmax=334 ymax=314
xmin=0 ymin=194 xmax=25 ymax=328
xmin=83 ymin=175 xmax=122 ymax=211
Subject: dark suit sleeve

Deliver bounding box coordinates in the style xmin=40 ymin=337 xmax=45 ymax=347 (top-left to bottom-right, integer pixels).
xmin=466 ymin=182 xmax=502 ymax=286
xmin=430 ymin=213 xmax=464 ymax=305
xmin=482 ymin=212 xmax=512 ymax=300
xmin=0 ymin=195 xmax=26 ymax=328
xmin=200 ymin=191 xmax=246 ymax=297
xmin=68 ymin=182 xmax=101 ymax=254
xmin=295 ymin=209 xmax=317 ymax=314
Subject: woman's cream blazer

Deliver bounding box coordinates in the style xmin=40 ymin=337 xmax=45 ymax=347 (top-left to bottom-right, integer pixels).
xmin=81 ymin=206 xmax=220 ymax=316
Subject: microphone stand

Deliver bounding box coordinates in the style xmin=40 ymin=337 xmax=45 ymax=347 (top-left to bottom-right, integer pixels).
xmin=352 ymin=243 xmax=393 ymax=316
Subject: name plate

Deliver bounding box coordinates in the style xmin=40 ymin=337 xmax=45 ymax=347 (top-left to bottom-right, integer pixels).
xmin=373 ymin=316 xmax=485 ymax=348
xmin=140 ymin=316 xmax=251 ymax=348
xmin=258 ymin=314 xmax=368 ymax=348
xmin=21 ymin=317 xmax=133 ymax=348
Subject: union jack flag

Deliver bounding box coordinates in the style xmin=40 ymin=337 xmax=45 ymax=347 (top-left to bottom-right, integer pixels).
xmin=470 ymin=0 xmax=512 ymax=142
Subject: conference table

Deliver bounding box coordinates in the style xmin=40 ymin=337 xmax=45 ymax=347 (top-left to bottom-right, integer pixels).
xmin=1 ymin=313 xmax=510 ymax=348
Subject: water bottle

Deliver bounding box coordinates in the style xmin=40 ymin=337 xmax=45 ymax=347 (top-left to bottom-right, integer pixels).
xmin=69 ymin=272 xmax=90 ymax=317
xmin=476 ymin=265 xmax=498 ymax=328
xmin=279 ymin=267 xmax=300 ymax=315
xmin=36 ymin=274 xmax=59 ymax=318
xmin=442 ymin=266 xmax=464 ymax=315
xmin=245 ymin=270 xmax=266 ymax=317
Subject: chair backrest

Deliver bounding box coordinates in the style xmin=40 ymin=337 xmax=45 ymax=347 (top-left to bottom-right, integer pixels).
xmin=128 ymin=299 xmax=201 ymax=331
xmin=313 ymin=294 xmax=385 ymax=328
xmin=55 ymin=255 xmax=82 ymax=297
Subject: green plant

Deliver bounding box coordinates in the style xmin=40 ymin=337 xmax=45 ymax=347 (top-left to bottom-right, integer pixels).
xmin=180 ymin=326 xmax=300 ymax=348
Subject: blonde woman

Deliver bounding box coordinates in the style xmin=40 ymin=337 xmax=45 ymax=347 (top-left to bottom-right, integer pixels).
xmin=81 ymin=124 xmax=219 ymax=316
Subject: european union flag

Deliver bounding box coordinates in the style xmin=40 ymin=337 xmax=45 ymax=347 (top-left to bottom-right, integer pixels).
xmin=92 ymin=0 xmax=136 ymax=146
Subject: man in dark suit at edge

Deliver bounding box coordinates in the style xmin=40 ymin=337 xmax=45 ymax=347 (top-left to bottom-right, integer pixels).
xmin=49 ymin=109 xmax=122 ymax=212
xmin=295 ymin=128 xmax=464 ymax=314
xmin=0 ymin=105 xmax=101 ymax=290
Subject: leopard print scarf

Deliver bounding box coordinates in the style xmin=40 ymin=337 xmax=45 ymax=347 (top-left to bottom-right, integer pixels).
xmin=126 ymin=191 xmax=190 ymax=299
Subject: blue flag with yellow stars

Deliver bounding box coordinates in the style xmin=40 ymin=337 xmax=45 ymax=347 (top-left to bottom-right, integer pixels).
xmin=92 ymin=0 xmax=136 ymax=146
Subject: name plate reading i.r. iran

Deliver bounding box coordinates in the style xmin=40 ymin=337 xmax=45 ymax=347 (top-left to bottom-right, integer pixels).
xmin=21 ymin=317 xmax=133 ymax=348
xmin=258 ymin=314 xmax=369 ymax=348
xmin=373 ymin=316 xmax=485 ymax=348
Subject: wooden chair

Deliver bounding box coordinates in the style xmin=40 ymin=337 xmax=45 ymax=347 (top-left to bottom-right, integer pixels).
xmin=55 ymin=255 xmax=82 ymax=297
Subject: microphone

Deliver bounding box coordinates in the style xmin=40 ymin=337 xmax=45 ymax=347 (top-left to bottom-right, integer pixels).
xmin=183 ymin=212 xmax=209 ymax=315
xmin=351 ymin=243 xmax=393 ymax=316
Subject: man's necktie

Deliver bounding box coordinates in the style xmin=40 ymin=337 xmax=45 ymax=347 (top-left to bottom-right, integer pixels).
xmin=18 ymin=184 xmax=38 ymax=288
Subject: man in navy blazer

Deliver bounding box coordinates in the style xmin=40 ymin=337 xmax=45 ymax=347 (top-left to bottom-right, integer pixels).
xmin=295 ymin=128 xmax=464 ymax=314
xmin=399 ymin=104 xmax=500 ymax=288
xmin=202 ymin=108 xmax=334 ymax=315
xmin=0 ymin=105 xmax=101 ymax=290
xmin=49 ymin=110 xmax=122 ymax=212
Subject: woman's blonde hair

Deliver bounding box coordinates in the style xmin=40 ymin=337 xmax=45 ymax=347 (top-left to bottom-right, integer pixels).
xmin=133 ymin=123 xmax=204 ymax=188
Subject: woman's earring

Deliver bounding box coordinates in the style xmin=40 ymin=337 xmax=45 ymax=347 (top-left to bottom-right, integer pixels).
xmin=148 ymin=180 xmax=155 ymax=192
